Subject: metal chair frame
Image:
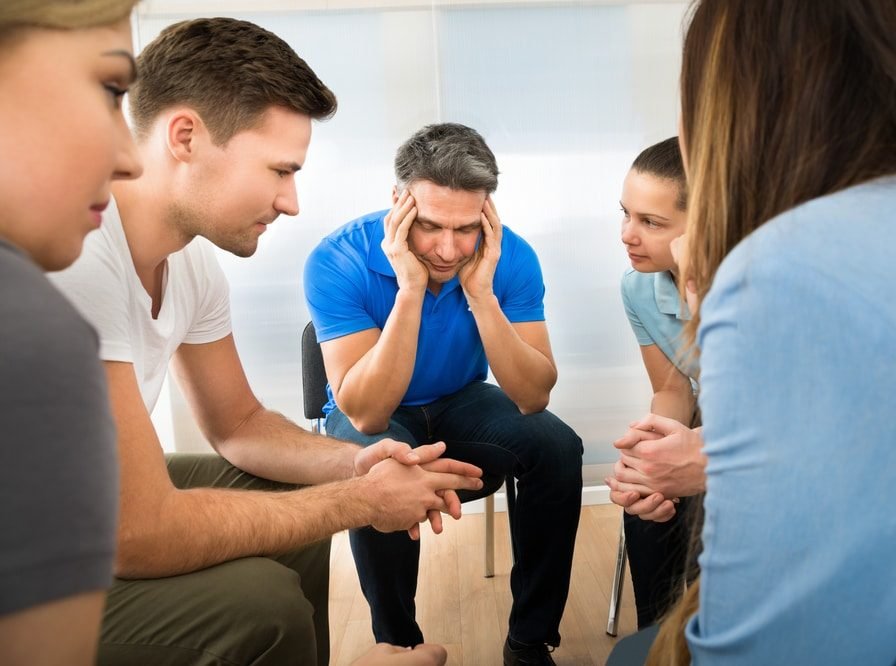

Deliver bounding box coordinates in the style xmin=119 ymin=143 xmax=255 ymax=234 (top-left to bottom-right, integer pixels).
xmin=606 ymin=515 xmax=627 ymax=636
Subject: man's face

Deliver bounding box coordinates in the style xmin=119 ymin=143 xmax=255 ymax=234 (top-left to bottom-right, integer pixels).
xmin=400 ymin=180 xmax=485 ymax=286
xmin=179 ymin=106 xmax=311 ymax=257
xmin=619 ymin=169 xmax=687 ymax=273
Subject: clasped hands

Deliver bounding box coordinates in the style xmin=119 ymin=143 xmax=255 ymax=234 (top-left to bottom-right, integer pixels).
xmin=353 ymin=439 xmax=483 ymax=540
xmin=605 ymin=414 xmax=707 ymax=522
xmin=382 ymin=189 xmax=502 ymax=301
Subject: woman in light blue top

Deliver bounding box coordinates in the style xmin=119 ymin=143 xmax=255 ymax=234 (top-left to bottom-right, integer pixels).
xmin=617 ymin=137 xmax=701 ymax=629
xmin=639 ymin=0 xmax=896 ymax=664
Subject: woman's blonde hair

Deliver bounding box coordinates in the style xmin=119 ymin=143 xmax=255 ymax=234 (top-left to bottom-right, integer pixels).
xmin=0 ymin=0 xmax=137 ymax=34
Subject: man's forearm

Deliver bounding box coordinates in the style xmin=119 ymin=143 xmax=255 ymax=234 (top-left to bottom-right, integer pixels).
xmin=336 ymin=288 xmax=423 ymax=433
xmin=116 ymin=477 xmax=375 ymax=578
xmin=214 ymin=407 xmax=359 ymax=485
xmin=467 ymin=295 xmax=556 ymax=413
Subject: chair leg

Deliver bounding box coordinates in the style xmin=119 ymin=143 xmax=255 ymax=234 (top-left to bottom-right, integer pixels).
xmin=505 ymin=477 xmax=516 ymax=566
xmin=606 ymin=515 xmax=628 ymax=636
xmin=484 ymin=494 xmax=495 ymax=577
xmin=484 ymin=478 xmax=517 ymax=578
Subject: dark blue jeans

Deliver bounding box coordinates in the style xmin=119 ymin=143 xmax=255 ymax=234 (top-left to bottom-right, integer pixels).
xmin=326 ymin=381 xmax=583 ymax=648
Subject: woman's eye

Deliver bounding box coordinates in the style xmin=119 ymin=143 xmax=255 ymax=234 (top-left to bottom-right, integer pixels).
xmin=104 ymin=84 xmax=127 ymax=108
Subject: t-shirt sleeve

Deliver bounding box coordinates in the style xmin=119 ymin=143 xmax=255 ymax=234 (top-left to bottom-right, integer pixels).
xmin=304 ymin=239 xmax=377 ymax=342
xmin=620 ymin=271 xmax=655 ymax=346
xmin=0 ymin=269 xmax=117 ymax=615
xmin=48 ymin=229 xmax=134 ymax=363
xmin=182 ymin=241 xmax=232 ymax=344
xmin=496 ymin=233 xmax=546 ymax=322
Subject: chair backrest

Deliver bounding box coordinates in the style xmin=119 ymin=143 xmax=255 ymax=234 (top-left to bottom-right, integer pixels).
xmin=301 ymin=321 xmax=329 ymax=420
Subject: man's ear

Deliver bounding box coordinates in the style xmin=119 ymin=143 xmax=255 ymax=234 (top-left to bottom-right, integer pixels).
xmin=391 ymin=184 xmax=400 ymax=205
xmin=165 ymin=109 xmax=208 ymax=164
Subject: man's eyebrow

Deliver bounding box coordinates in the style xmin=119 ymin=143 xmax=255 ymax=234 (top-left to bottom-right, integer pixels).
xmin=102 ymin=50 xmax=138 ymax=85
xmin=415 ymin=216 xmax=482 ymax=230
xmin=272 ymin=161 xmax=302 ymax=173
xmin=457 ymin=221 xmax=483 ymax=231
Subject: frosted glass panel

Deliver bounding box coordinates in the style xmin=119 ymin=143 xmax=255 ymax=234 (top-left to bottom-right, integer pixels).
xmin=136 ymin=2 xmax=688 ymax=463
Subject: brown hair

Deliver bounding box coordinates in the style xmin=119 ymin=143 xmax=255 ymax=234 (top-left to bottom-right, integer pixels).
xmin=653 ymin=1 xmax=896 ymax=661
xmin=0 ymin=0 xmax=136 ymax=43
xmin=680 ymin=0 xmax=896 ymax=343
xmin=631 ymin=137 xmax=687 ymax=210
xmin=129 ymin=17 xmax=337 ymax=144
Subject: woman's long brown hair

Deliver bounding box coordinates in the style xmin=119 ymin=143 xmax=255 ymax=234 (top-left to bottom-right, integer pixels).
xmin=680 ymin=0 xmax=896 ymax=344
xmin=649 ymin=1 xmax=896 ymax=663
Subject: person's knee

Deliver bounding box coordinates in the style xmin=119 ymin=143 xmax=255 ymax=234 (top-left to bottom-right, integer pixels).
xmin=519 ymin=413 xmax=583 ymax=481
xmin=222 ymin=558 xmax=318 ymax=664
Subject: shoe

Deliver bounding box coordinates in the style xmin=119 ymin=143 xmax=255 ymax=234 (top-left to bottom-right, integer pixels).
xmin=503 ymin=637 xmax=556 ymax=665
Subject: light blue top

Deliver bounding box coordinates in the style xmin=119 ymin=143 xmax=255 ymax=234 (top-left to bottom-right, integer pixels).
xmin=686 ymin=176 xmax=896 ymax=665
xmin=621 ymin=268 xmax=698 ymax=379
xmin=304 ymin=210 xmax=545 ymax=413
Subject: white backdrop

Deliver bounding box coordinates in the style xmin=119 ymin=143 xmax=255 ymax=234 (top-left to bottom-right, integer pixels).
xmin=138 ymin=1 xmax=690 ymax=464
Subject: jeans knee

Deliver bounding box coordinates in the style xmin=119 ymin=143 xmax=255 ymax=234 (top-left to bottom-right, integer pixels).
xmin=525 ymin=414 xmax=583 ymax=478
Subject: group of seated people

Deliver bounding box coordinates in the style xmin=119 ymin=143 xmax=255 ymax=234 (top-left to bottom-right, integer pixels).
xmin=1 ymin=1 xmax=893 ymax=665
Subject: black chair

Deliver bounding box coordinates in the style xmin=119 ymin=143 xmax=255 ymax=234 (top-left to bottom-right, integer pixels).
xmin=300 ymin=321 xmax=515 ymax=577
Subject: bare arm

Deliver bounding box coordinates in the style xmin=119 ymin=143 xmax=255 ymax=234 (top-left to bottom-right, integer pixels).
xmin=640 ymin=343 xmax=696 ymax=424
xmin=471 ymin=308 xmax=557 ymax=414
xmin=170 ymin=334 xmax=359 ymax=484
xmin=0 ymin=592 xmax=105 ymax=666
xmin=461 ymin=197 xmax=557 ymax=413
xmin=321 ymin=190 xmax=428 ymax=434
xmin=106 ymin=361 xmax=482 ymax=578
xmin=322 ymin=290 xmax=422 ymax=435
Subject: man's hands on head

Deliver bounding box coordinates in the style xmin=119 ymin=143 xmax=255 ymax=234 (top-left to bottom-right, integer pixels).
xmin=354 ymin=439 xmax=483 ymax=539
xmin=383 ymin=190 xmax=428 ymax=293
xmin=459 ymin=196 xmax=502 ymax=303
xmin=606 ymin=414 xmax=707 ymax=522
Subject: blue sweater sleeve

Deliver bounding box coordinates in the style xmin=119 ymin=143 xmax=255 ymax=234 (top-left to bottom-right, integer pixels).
xmin=686 ymin=201 xmax=896 ymax=665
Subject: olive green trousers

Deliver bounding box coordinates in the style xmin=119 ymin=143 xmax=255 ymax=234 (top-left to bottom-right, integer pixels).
xmin=97 ymin=454 xmax=330 ymax=666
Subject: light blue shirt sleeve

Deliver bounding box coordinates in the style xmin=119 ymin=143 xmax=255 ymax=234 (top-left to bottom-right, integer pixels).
xmin=620 ymin=273 xmax=654 ymax=346
xmin=686 ymin=179 xmax=896 ymax=665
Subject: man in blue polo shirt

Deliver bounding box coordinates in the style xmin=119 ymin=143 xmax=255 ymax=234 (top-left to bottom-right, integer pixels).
xmin=304 ymin=123 xmax=582 ymax=666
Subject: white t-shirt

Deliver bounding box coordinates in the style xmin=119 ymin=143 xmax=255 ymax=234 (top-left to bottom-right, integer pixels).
xmin=50 ymin=199 xmax=231 ymax=412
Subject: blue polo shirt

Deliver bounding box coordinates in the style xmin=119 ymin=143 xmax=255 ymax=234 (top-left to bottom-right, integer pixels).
xmin=304 ymin=209 xmax=546 ymax=413
xmin=620 ymin=268 xmax=698 ymax=379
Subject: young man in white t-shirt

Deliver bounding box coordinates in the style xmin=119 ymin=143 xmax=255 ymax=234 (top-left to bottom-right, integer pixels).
xmin=51 ymin=17 xmax=477 ymax=666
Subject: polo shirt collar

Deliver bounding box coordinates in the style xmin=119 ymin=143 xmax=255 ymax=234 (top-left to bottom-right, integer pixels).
xmin=367 ymin=217 xmax=394 ymax=277
xmin=365 ymin=215 xmax=462 ymax=296
xmin=654 ymin=270 xmax=691 ymax=320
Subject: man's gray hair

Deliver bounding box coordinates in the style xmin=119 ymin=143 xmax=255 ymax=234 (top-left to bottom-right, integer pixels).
xmin=394 ymin=123 xmax=499 ymax=193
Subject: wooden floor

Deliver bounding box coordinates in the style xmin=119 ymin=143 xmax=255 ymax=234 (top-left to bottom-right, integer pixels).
xmin=328 ymin=503 xmax=636 ymax=665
